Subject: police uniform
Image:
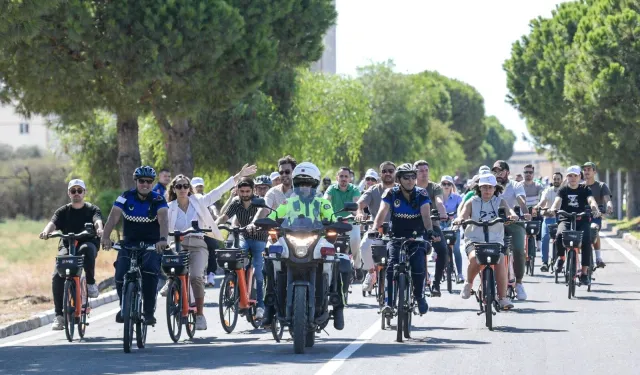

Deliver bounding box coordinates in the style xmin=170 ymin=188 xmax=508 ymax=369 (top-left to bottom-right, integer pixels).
xmin=382 ymin=186 xmax=431 ymax=305
xmin=268 ymin=196 xmax=334 ymax=222
xmin=113 ymin=189 xmax=168 ymax=319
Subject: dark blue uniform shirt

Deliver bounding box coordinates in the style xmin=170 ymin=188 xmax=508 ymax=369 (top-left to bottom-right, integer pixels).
xmin=382 ymin=186 xmax=431 ymax=238
xmin=114 ymin=189 xmax=168 ymax=243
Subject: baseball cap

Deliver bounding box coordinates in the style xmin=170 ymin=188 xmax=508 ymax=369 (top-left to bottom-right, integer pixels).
xmin=440 ymin=175 xmax=454 ymax=184
xmin=479 ymin=165 xmax=491 ymax=174
xmin=582 ymin=161 xmax=597 ymax=170
xmin=191 ymin=177 xmax=204 ymax=187
xmin=566 ymin=165 xmax=581 ymax=176
xmin=492 ymin=160 xmax=509 ymax=171
xmin=270 ymin=172 xmax=280 ymax=182
xmin=478 ymin=174 xmax=497 ymax=187
xmin=365 ymin=169 xmax=379 ymax=180
xmin=67 ymin=179 xmax=86 ymax=190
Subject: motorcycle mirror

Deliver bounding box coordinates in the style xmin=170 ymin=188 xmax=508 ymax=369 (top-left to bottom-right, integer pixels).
xmin=341 ymin=202 xmax=358 ymax=212
xmin=251 ymin=197 xmax=267 ymax=207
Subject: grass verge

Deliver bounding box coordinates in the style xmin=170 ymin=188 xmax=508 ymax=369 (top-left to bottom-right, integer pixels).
xmin=607 ymin=217 xmax=640 ymax=238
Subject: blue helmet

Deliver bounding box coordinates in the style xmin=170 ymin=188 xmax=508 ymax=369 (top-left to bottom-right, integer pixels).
xmin=133 ymin=166 xmax=156 ymax=180
xmin=254 ymin=175 xmax=272 ymax=187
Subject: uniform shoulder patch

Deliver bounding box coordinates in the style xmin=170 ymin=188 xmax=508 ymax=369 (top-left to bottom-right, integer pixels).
xmin=419 ymin=189 xmax=429 ymax=196
xmin=323 ymin=204 xmax=331 ymax=210
xmin=155 ymin=195 xmax=165 ymax=201
xmin=116 ymin=196 xmax=127 ymax=204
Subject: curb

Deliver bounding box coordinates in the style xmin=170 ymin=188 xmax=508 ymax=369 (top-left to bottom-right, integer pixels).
xmin=604 ymin=220 xmax=640 ymax=250
xmin=0 ymin=279 xmax=118 ymax=340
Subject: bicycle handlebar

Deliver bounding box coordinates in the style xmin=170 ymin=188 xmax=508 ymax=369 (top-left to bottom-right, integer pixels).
xmin=461 ymin=217 xmax=505 ymax=229
xmin=112 ymin=243 xmax=157 ymax=252
xmin=47 ymin=230 xmax=95 ymax=240
xmin=556 ymin=210 xmax=591 ymax=219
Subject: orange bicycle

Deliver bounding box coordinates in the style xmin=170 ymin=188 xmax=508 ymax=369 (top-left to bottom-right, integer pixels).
xmin=163 ymin=221 xmax=212 ymax=342
xmin=47 ymin=223 xmax=96 ymax=342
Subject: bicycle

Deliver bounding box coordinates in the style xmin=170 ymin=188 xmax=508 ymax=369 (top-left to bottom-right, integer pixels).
xmin=112 ymin=242 xmax=157 ymax=353
xmin=439 ymin=211 xmax=459 ymax=294
xmin=47 ymin=223 xmax=96 ymax=342
xmin=462 ymin=217 xmax=506 ymax=331
xmin=216 ymin=225 xmax=261 ymax=333
xmin=556 ymin=210 xmax=592 ymax=298
xmin=524 ymin=213 xmax=542 ymax=276
xmin=372 ymin=222 xmax=391 ymax=318
xmin=162 ymin=220 xmax=212 ymax=342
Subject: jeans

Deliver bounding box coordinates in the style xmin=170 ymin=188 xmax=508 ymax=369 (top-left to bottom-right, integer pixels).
xmin=430 ymin=226 xmax=448 ymax=285
xmin=386 ymin=240 xmax=427 ymax=305
xmin=240 ymin=237 xmax=267 ymax=309
xmin=114 ymin=244 xmax=161 ymax=318
xmin=441 ymin=223 xmax=463 ymax=275
xmin=541 ymin=217 xmax=557 ymax=264
xmin=52 ymin=242 xmax=97 ymax=316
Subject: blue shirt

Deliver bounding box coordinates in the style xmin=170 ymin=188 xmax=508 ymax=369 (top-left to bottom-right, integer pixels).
xmin=382 ymin=186 xmax=431 ymax=238
xmin=443 ymin=193 xmax=462 ymax=218
xmin=152 ymin=183 xmax=167 ymax=198
xmin=114 ymin=189 xmax=168 ymax=243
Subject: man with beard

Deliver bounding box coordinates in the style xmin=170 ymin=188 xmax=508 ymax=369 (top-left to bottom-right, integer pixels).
xmin=256 ymin=156 xmax=297 ymax=218
xmin=533 ymin=172 xmax=563 ymax=272
xmin=491 ymin=160 xmax=531 ymax=300
xmin=356 ymin=161 xmax=396 ymax=293
xmin=582 ymin=162 xmax=613 ymax=268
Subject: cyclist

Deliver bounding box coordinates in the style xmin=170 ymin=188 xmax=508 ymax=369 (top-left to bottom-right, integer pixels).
xmin=533 ymin=172 xmax=563 ymax=272
xmin=453 ymin=174 xmax=516 ymax=309
xmin=357 ymin=161 xmax=396 ymax=293
xmin=255 ymin=156 xmax=297 ymax=219
xmin=39 ymin=179 xmax=104 ymax=330
xmin=359 ymin=169 xmax=379 ymax=193
xmin=547 ymin=166 xmax=601 ymax=284
xmin=414 ymin=160 xmax=448 ymax=297
xmin=373 ymin=163 xmax=439 ymax=316
xmin=264 ymin=162 xmax=346 ymax=330
xmin=324 ymin=166 xmax=363 ymax=277
xmin=582 ymin=162 xmax=613 ymax=268
xmin=152 ymin=168 xmax=171 ymax=197
xmin=440 ymin=175 xmax=465 ymax=283
xmin=522 ymin=164 xmax=545 ymax=255
xmin=492 ymin=160 xmax=531 ymax=300
xmin=254 ymin=175 xmax=272 ymax=198
xmin=101 ymin=166 xmax=169 ymax=326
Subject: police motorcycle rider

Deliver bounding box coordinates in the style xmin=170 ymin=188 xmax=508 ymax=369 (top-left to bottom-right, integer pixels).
xmin=373 ymin=163 xmax=440 ymax=316
xmin=260 ymin=162 xmax=348 ymax=330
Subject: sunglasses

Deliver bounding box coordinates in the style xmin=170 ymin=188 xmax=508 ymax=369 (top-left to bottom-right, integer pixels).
xmin=365 ymin=178 xmax=377 ymax=182
xmin=137 ymin=179 xmax=154 ymax=185
xmin=401 ymin=174 xmax=417 ymax=180
xmin=381 ymin=169 xmax=395 ymax=174
xmin=279 ymin=170 xmax=292 ymax=175
xmin=441 ymin=182 xmax=452 ymax=187
xmin=69 ymin=188 xmax=84 ymax=195
xmin=174 ymin=183 xmax=190 ymax=190
xmin=523 ymin=171 xmax=534 ymax=175
xmin=492 ymin=169 xmax=506 ymax=176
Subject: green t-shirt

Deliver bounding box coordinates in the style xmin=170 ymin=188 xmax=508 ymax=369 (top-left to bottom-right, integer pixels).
xmin=324 ymin=183 xmax=361 ymax=217
xmin=463 ymin=190 xmax=475 ymax=203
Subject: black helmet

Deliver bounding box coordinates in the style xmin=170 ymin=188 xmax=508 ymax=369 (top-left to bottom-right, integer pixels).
xmin=133 ymin=166 xmax=156 ymax=180
xmin=254 ymin=175 xmax=272 ymax=187
xmin=395 ymin=163 xmax=416 ymax=181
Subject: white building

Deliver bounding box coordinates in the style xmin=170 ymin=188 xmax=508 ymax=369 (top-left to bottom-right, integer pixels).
xmin=0 ymin=104 xmax=55 ymax=151
xmin=310 ymin=1 xmax=337 ymax=74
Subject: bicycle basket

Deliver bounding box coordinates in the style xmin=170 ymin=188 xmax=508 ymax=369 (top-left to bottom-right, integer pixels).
xmin=442 ymin=230 xmax=457 ymax=245
xmin=503 ymin=235 xmax=512 ymax=253
xmin=56 ymin=255 xmax=84 ymax=277
xmin=372 ymin=245 xmax=387 ymax=264
xmin=215 ymin=249 xmax=247 ymax=270
xmin=548 ymin=224 xmax=559 ymax=240
xmin=524 ymin=221 xmax=542 ymax=235
xmin=162 ymin=252 xmax=190 ymax=275
xmin=474 ymin=243 xmax=502 ymax=265
xmin=562 ymin=230 xmax=583 ymax=248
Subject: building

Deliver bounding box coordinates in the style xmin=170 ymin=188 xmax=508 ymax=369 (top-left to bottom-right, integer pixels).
xmin=507 ymin=147 xmax=566 ymax=179
xmin=0 ymin=104 xmax=56 ymax=152
xmin=310 ymin=1 xmax=337 ymax=74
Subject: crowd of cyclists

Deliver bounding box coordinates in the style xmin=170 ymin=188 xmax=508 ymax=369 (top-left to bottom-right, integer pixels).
xmin=38 ymin=154 xmax=613 ymax=340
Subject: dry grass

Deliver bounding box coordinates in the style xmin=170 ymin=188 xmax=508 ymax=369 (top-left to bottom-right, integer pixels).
xmin=0 ymin=219 xmax=116 ymax=325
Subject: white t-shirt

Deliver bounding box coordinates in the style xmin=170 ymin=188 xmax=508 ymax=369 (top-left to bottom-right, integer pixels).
xmin=175 ymin=203 xmax=197 ymax=233
xmin=500 ymin=180 xmax=526 ymax=208
xmin=264 ymin=184 xmax=295 ymax=210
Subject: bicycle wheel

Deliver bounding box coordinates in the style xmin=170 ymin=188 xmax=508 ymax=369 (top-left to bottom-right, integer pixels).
xmin=247 ymin=272 xmax=260 ymax=329
xmin=396 ymin=273 xmax=406 ymax=343
xmin=123 ymin=282 xmax=136 ymax=353
xmin=403 ymin=275 xmax=412 ymax=339
xmin=483 ymin=267 xmax=494 ymax=330
xmin=446 ymin=248 xmax=453 ymax=293
xmin=528 ymin=236 xmax=536 ymax=276
xmin=63 ymin=280 xmax=76 ymax=342
xmin=78 ymin=276 xmax=88 ymax=339
xmin=377 ymin=269 xmax=385 ymax=307
xmin=219 ymin=273 xmax=239 ymax=333
xmin=567 ymin=250 xmax=575 ymax=300
xmin=271 ymin=315 xmax=284 ymax=342
xmin=165 ymin=278 xmax=182 ymax=343
xmin=136 ymin=287 xmax=146 ymax=349
xmin=186 ymin=311 xmax=196 ymax=339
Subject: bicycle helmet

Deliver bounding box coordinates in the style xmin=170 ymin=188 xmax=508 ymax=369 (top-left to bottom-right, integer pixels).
xmin=254 ymin=175 xmax=272 ymax=187
xmin=292 ymin=162 xmax=321 ymax=188
xmin=133 ymin=166 xmax=156 ymax=180
xmin=395 ymin=163 xmax=417 ymax=181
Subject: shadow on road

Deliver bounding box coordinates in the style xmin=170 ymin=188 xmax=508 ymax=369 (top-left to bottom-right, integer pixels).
xmin=493 ymin=326 xmax=568 ymax=334
xmin=508 ymin=308 xmax=576 ymax=315
xmin=429 ymin=306 xmax=478 ymax=313
xmin=576 ymin=296 xmax=640 ymax=302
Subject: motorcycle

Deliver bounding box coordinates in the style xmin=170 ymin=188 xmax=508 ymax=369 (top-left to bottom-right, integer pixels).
xmin=253 ymin=198 xmax=356 ymax=354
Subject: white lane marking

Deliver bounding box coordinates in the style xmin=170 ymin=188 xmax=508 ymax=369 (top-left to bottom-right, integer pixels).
xmin=604 ymin=236 xmax=640 ymax=270
xmin=0 ymin=307 xmax=121 ymax=347
xmin=315 ymin=320 xmax=380 ymax=375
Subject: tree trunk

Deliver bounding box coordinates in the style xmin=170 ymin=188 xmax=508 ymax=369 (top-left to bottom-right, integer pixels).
xmin=626 ymin=170 xmax=640 ymax=219
xmin=165 ymin=118 xmax=195 ymax=177
xmin=607 ymin=170 xmax=618 ymax=215
xmin=116 ymin=114 xmax=141 ymax=190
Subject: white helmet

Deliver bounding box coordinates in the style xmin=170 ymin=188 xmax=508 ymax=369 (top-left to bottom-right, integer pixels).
xmin=292 ymin=162 xmax=321 ymax=188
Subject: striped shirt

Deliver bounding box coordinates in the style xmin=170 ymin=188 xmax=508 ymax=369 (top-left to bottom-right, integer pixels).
xmin=222 ymin=196 xmax=267 ymax=241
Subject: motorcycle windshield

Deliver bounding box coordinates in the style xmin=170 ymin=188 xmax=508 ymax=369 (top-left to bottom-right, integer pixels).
xmin=281 ymin=216 xmax=325 ymax=233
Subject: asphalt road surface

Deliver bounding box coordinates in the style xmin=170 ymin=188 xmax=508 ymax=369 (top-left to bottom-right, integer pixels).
xmin=2 ymin=230 xmax=640 ymax=375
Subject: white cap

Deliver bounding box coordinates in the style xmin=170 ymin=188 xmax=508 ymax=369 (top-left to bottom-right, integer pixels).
xmin=566 ymin=165 xmax=581 ymax=176
xmin=67 ymin=179 xmax=86 ymax=190
xmin=364 ymin=169 xmax=379 ymax=180
xmin=479 ymin=165 xmax=491 ymax=174
xmin=440 ymin=175 xmax=454 ymax=184
xmin=270 ymin=172 xmax=280 ymax=181
xmin=478 ymin=174 xmax=497 ymax=187
xmin=191 ymin=177 xmax=204 ymax=187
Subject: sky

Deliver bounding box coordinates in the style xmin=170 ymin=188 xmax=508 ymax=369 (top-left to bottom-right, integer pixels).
xmin=335 ymin=0 xmax=569 ymax=151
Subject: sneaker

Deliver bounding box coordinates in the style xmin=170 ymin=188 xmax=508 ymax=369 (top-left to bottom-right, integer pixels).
xmin=431 ymin=284 xmax=441 ymax=297
xmin=87 ymin=283 xmax=99 ymax=298
xmin=333 ymin=307 xmax=345 ymax=330
xmin=596 ymin=260 xmax=606 ymax=268
xmin=417 ymin=297 xmax=428 ymax=315
xmin=51 ymin=315 xmax=64 ymax=330
xmin=206 ymin=272 xmax=216 ymax=287
xmin=256 ymin=307 xmax=264 ymax=320
xmin=144 ymin=315 xmax=156 ymax=326
xmin=515 ymin=283 xmax=527 ymax=300
xmin=555 ymin=258 xmax=564 ymax=274
xmin=540 ymin=263 xmax=549 ymax=273
xmin=499 ymin=297 xmax=514 ymax=310
xmin=456 ymin=274 xmax=465 ymax=284
xmin=579 ymin=274 xmax=590 ymax=285
xmin=115 ymin=311 xmax=124 ymax=323
xmin=362 ymin=272 xmax=374 ymax=291
xmin=460 ymin=282 xmax=472 ymax=299
xmin=195 ymin=315 xmax=207 ymax=330
xmin=159 ymin=280 xmax=170 ymax=297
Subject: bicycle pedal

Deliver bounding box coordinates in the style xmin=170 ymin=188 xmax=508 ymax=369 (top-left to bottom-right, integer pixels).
xmin=492 ymin=311 xmax=497 ymax=316
xmin=476 ymin=311 xmax=483 ymax=316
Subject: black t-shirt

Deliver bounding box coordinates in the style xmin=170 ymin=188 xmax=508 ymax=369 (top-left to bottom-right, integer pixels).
xmin=51 ymin=203 xmax=102 ymax=247
xmin=557 ymin=184 xmax=592 ymax=222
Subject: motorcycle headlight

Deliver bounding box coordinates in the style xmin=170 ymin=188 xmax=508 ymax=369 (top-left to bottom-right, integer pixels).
xmin=286 ymin=234 xmax=318 ymax=258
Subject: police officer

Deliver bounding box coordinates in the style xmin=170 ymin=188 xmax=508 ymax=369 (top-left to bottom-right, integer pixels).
xmin=373 ymin=163 xmax=440 ymax=316
xmin=101 ymin=166 xmax=169 ymax=325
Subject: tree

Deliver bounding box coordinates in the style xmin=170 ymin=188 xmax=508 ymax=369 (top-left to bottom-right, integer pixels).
xmin=481 ymin=116 xmax=516 ymax=166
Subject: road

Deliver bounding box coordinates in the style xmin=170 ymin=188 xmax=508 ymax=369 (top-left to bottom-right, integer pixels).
xmin=2 ymin=230 xmax=640 ymax=375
